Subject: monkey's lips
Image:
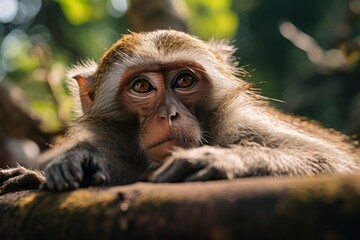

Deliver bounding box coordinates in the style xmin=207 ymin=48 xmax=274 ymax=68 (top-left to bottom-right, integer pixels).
xmin=145 ymin=137 xmax=198 ymax=161
xmin=147 ymin=136 xmax=195 ymax=149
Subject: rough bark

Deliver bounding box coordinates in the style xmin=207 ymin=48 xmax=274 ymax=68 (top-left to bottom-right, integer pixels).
xmin=1 ymin=175 xmax=360 ymax=240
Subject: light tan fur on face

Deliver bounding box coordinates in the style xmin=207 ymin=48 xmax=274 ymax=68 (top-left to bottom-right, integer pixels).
xmin=85 ymin=30 xmax=249 ymax=119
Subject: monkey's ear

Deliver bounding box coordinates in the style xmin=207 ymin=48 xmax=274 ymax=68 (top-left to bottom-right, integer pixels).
xmin=73 ymin=74 xmax=95 ymax=114
xmin=67 ymin=60 xmax=98 ymax=116
xmin=207 ymin=40 xmax=237 ymax=66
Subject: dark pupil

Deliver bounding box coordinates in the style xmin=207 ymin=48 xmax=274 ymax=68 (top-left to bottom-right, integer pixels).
xmin=176 ymin=74 xmax=194 ymax=88
xmin=133 ymin=80 xmax=151 ymax=93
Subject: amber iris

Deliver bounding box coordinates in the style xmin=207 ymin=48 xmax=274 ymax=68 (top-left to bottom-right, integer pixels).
xmin=131 ymin=79 xmax=153 ymax=93
xmin=174 ymin=73 xmax=195 ymax=88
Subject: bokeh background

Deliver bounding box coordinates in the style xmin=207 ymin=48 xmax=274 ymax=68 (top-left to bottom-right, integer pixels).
xmin=0 ymin=0 xmax=359 ymax=165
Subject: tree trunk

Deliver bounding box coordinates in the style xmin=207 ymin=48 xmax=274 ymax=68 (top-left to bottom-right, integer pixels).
xmin=1 ymin=175 xmax=360 ymax=240
xmin=0 ymin=81 xmax=53 ymax=168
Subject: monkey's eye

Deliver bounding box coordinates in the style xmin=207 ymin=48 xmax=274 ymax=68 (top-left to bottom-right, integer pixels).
xmin=173 ymin=72 xmax=196 ymax=89
xmin=131 ymin=79 xmax=154 ymax=93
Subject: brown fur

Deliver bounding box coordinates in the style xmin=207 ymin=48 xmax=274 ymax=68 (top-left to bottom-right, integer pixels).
xmin=1 ymin=30 xmax=359 ymax=193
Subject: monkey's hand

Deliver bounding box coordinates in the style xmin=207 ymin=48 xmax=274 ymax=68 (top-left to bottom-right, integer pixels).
xmin=149 ymin=146 xmax=245 ymax=183
xmin=41 ymin=143 xmax=110 ymax=191
xmin=0 ymin=166 xmax=45 ymax=195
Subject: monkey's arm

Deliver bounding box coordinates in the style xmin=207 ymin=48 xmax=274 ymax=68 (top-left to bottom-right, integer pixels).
xmin=150 ymin=106 xmax=359 ymax=183
xmin=0 ymin=142 xmax=109 ymax=193
xmin=149 ymin=144 xmax=359 ymax=183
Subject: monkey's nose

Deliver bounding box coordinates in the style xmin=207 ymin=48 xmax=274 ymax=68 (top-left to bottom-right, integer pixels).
xmin=158 ymin=106 xmax=179 ymax=126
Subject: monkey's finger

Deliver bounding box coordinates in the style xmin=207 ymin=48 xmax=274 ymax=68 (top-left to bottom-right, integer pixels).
xmin=91 ymin=171 xmax=108 ymax=186
xmin=43 ymin=171 xmax=55 ymax=191
xmin=61 ymin=164 xmax=80 ymax=190
xmin=48 ymin=165 xmax=69 ymax=191
xmin=88 ymin=156 xmax=109 ymax=185
xmin=39 ymin=182 xmax=49 ymax=190
xmin=90 ymin=156 xmax=107 ymax=173
xmin=184 ymin=166 xmax=224 ymax=182
xmin=149 ymin=160 xmax=185 ymax=182
xmin=151 ymin=159 xmax=205 ymax=183
xmin=67 ymin=157 xmax=83 ymax=182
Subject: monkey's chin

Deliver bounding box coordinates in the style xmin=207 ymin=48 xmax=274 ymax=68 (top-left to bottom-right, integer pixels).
xmin=146 ymin=140 xmax=198 ymax=162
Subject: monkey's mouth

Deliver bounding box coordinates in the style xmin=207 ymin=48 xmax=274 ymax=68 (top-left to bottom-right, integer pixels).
xmin=145 ymin=136 xmax=199 ymax=162
xmin=147 ymin=136 xmax=192 ymax=149
xmin=146 ymin=133 xmax=200 ymax=150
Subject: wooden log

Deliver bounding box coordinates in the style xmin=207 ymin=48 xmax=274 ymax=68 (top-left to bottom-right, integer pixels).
xmin=1 ymin=175 xmax=360 ymax=240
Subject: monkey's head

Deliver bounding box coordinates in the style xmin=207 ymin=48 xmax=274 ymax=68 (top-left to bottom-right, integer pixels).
xmin=68 ymin=30 xmax=247 ymax=162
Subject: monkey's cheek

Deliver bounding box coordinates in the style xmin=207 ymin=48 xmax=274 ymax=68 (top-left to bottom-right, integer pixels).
xmin=146 ymin=141 xmax=198 ymax=162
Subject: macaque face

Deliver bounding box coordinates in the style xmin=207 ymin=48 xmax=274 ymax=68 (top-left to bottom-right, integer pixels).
xmin=119 ymin=61 xmax=211 ymax=162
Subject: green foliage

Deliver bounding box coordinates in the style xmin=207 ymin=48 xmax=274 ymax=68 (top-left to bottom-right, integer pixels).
xmin=185 ymin=0 xmax=238 ymax=39
xmin=55 ymin=0 xmax=107 ymax=25
xmin=0 ymin=0 xmax=127 ymax=132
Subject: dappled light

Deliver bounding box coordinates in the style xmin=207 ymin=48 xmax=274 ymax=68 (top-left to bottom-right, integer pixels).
xmin=107 ymin=0 xmax=128 ymax=18
xmin=0 ymin=0 xmax=18 ymax=23
xmin=0 ymin=0 xmax=41 ymax=24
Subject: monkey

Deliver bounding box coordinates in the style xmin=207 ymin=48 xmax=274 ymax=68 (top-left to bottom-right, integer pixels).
xmin=0 ymin=29 xmax=359 ymax=193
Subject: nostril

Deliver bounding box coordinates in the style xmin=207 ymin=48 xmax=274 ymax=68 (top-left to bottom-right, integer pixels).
xmin=170 ymin=112 xmax=179 ymax=121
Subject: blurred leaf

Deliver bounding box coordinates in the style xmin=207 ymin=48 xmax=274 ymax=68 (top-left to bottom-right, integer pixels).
xmin=31 ymin=100 xmax=62 ymax=131
xmin=55 ymin=0 xmax=106 ymax=25
xmin=185 ymin=0 xmax=239 ymax=39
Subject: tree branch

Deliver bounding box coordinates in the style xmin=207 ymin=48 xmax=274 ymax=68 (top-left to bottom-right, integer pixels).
xmin=1 ymin=175 xmax=360 ymax=239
